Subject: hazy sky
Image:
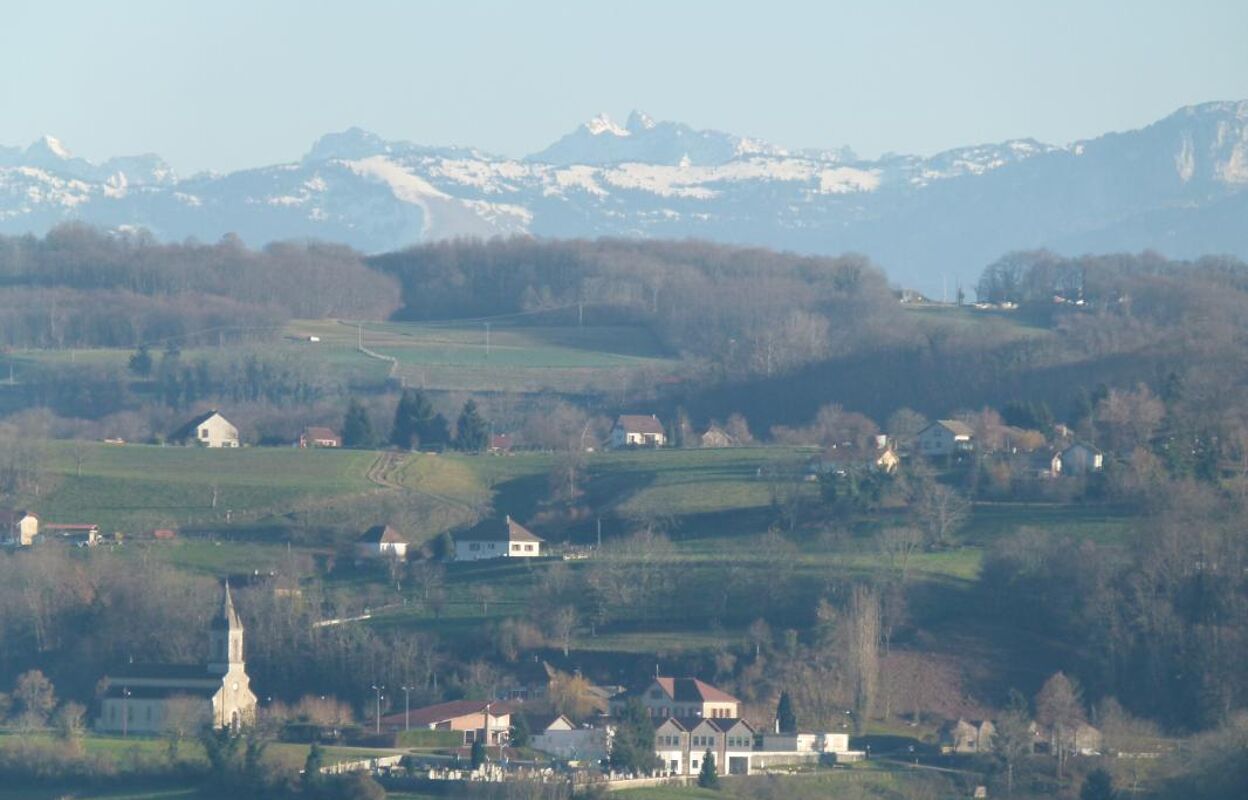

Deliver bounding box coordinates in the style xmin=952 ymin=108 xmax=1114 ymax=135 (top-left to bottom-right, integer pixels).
xmin=3 ymin=0 xmax=1246 ymax=173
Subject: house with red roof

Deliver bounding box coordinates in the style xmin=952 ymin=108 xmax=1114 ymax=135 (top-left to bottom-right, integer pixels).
xmin=609 ymin=676 xmax=741 ymax=720
xmin=379 ymin=699 xmax=510 ymax=745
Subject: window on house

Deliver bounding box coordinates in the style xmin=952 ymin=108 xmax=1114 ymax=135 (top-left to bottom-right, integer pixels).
xmin=524 ymin=544 xmax=533 ymax=552
xmin=200 ymin=428 xmax=209 ymax=439
xmin=512 ymin=544 xmax=520 ymax=551
xmin=470 ymin=543 xmax=480 ymax=551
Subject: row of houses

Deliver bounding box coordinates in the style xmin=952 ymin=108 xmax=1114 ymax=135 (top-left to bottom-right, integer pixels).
xmin=355 ymin=515 xmax=546 ymax=562
xmin=373 ymin=675 xmax=851 ymax=776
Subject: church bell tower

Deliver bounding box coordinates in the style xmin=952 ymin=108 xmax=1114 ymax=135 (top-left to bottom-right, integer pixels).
xmin=208 ymin=581 xmax=245 ymax=676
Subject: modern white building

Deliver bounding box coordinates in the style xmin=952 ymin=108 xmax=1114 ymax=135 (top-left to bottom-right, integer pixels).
xmin=610 ymin=415 xmax=667 ymax=449
xmin=172 ymin=410 xmax=240 ymax=448
xmin=356 ymin=525 xmax=409 ymax=560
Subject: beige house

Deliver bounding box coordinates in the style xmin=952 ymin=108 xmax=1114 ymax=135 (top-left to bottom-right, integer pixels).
xmin=381 ymin=699 xmax=510 ymax=744
xmin=97 ymin=582 xmax=257 ymax=733
xmin=917 ymin=420 xmax=975 ymax=458
xmin=0 ymin=510 xmax=38 ymax=546
xmin=355 ymin=525 xmax=408 ymax=560
xmin=699 ymin=425 xmax=735 ymax=448
xmin=172 ymin=411 xmax=240 ymax=448
xmin=610 ymin=676 xmax=741 ymax=720
xmin=455 ymin=516 xmax=543 ymax=561
xmin=943 ymin=718 xmax=996 ymax=753
xmin=611 ymin=415 xmax=667 ymax=448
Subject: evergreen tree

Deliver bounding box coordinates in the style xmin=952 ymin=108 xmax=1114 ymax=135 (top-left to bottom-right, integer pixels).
xmin=1080 ymin=768 xmax=1117 ymax=800
xmin=470 ymin=738 xmax=486 ymax=769
xmin=511 ymin=713 xmax=531 ymax=748
xmin=303 ymin=742 xmax=324 ymax=788
xmin=698 ymin=748 xmax=719 ymax=789
xmin=455 ymin=399 xmax=489 ymax=452
xmin=391 ymin=388 xmax=435 ymax=450
xmin=426 ymin=413 xmax=452 ymax=448
xmin=128 ymin=344 xmax=153 ymax=377
xmin=609 ymin=697 xmax=658 ymax=774
xmin=342 ymin=399 xmax=376 ymax=449
xmin=776 ymin=690 xmax=797 ymax=734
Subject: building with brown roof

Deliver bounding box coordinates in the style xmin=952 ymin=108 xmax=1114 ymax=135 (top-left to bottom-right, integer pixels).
xmin=355 ymin=525 xmax=408 ymax=560
xmin=454 ymin=515 xmax=544 ymax=561
xmin=300 ymin=426 xmax=341 ymax=448
xmin=610 ymin=676 xmax=741 ymax=719
xmin=379 ymin=699 xmax=510 ymax=744
xmin=610 ymin=414 xmax=667 ymax=448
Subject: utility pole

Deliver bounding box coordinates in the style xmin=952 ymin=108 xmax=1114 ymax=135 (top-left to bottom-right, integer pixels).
xmin=122 ymin=687 xmax=131 ymax=737
xmin=402 ymin=686 xmax=412 ymax=732
xmin=578 ymin=302 xmax=583 ymax=328
xmin=357 ymin=322 xmax=363 ymax=351
xmin=484 ymin=322 xmax=491 ymax=358
xmin=372 ymin=684 xmax=384 ymax=735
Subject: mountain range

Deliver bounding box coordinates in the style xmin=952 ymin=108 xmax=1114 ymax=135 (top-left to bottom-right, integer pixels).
xmin=2 ymin=101 xmax=1246 ymax=292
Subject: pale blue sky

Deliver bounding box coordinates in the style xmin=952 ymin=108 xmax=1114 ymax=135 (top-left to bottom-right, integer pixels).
xmin=2 ymin=0 xmax=1246 ymax=173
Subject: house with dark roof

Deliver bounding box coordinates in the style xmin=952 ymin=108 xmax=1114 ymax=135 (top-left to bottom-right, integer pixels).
xmin=610 ymin=414 xmax=667 ymax=448
xmin=916 ymin=419 xmax=975 ymax=458
xmin=171 ymin=410 xmax=239 ymax=448
xmin=651 ymin=715 xmax=757 ymax=776
xmin=527 ymin=713 xmax=611 ymax=762
xmin=610 ymin=676 xmax=741 ymax=720
xmin=96 ymin=582 xmax=256 ymax=733
xmin=379 ymin=699 xmax=510 ymax=744
xmin=356 ymin=525 xmax=408 ymax=560
xmin=454 ymin=515 xmax=544 ymax=561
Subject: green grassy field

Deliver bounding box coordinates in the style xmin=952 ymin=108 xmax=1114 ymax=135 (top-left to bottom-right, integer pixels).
xmin=34 ymin=442 xmax=379 ymax=534
xmin=287 ymin=318 xmax=683 ymax=394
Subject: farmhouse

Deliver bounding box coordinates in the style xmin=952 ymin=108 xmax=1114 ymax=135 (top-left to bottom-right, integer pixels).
xmin=355 ymin=525 xmax=408 ymax=560
xmin=455 ymin=515 xmax=543 ymax=561
xmin=610 ymin=676 xmax=741 ymax=719
xmin=96 ymin=582 xmax=256 ymax=733
xmin=0 ymin=509 xmax=38 ymax=546
xmin=46 ymin=523 xmax=100 ymax=547
xmin=299 ymin=426 xmax=341 ymax=448
xmin=1050 ymin=443 xmax=1103 ymax=477
xmin=916 ymin=420 xmax=975 ymax=457
xmin=610 ymin=415 xmax=667 ymax=448
xmin=171 ymin=411 xmax=240 ymax=448
xmin=381 ymin=699 xmax=510 ymax=744
xmin=699 ymin=425 xmax=734 ymax=448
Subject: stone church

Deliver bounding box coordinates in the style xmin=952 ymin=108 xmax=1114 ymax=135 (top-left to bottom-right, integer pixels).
xmin=96 ymin=582 xmax=258 ymax=733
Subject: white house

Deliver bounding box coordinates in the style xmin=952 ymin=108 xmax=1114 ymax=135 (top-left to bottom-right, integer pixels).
xmin=172 ymin=411 xmax=240 ymax=448
xmin=528 ymin=714 xmax=610 ymax=763
xmin=0 ymin=510 xmax=38 ymax=546
xmin=1050 ymin=443 xmax=1103 ymax=477
xmin=355 ymin=525 xmax=408 ymax=560
xmin=610 ymin=415 xmax=667 ymax=449
xmin=916 ymin=420 xmax=974 ymax=458
xmin=454 ymin=516 xmax=543 ymax=561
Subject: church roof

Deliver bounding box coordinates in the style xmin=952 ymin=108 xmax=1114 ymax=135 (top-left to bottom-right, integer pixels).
xmin=211 ymin=581 xmax=243 ymax=630
xmin=104 ymin=663 xmax=213 ymax=682
xmin=102 ymin=684 xmax=217 ymax=700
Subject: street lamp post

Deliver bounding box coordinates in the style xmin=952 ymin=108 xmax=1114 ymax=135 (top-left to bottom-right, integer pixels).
xmin=121 ymin=687 xmax=132 ymax=738
xmin=371 ymin=685 xmax=384 ymax=735
xmin=401 ymin=686 xmax=412 ymax=732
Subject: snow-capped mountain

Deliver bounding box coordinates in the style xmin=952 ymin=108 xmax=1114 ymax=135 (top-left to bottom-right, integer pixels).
xmin=1 ymin=102 xmax=1246 ymax=291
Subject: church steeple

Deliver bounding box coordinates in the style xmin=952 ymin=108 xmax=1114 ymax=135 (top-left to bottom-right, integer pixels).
xmin=208 ymin=580 xmax=244 ymax=675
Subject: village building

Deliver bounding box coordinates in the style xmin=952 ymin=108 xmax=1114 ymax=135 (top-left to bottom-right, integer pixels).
xmin=171 ymin=411 xmax=240 ymax=448
xmin=381 ymin=699 xmax=510 ymax=745
xmin=46 ymin=523 xmax=100 ymax=547
xmin=355 ymin=525 xmax=408 ymax=560
xmin=454 ymin=515 xmax=543 ymax=561
xmin=610 ymin=676 xmax=741 ymax=719
xmin=299 ymin=426 xmax=341 ymax=448
xmin=916 ymin=420 xmax=975 ymax=458
xmin=527 ymin=713 xmax=611 ymax=763
xmin=0 ymin=509 xmax=38 ymax=546
xmin=942 ymin=718 xmax=997 ymax=754
xmin=489 ymin=433 xmax=514 ymax=454
xmin=610 ymin=415 xmax=667 ymax=449
xmin=1050 ymin=443 xmax=1104 ymax=477
xmin=96 ymin=582 xmax=257 ymax=734
xmin=699 ymin=425 xmax=734 ymax=448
